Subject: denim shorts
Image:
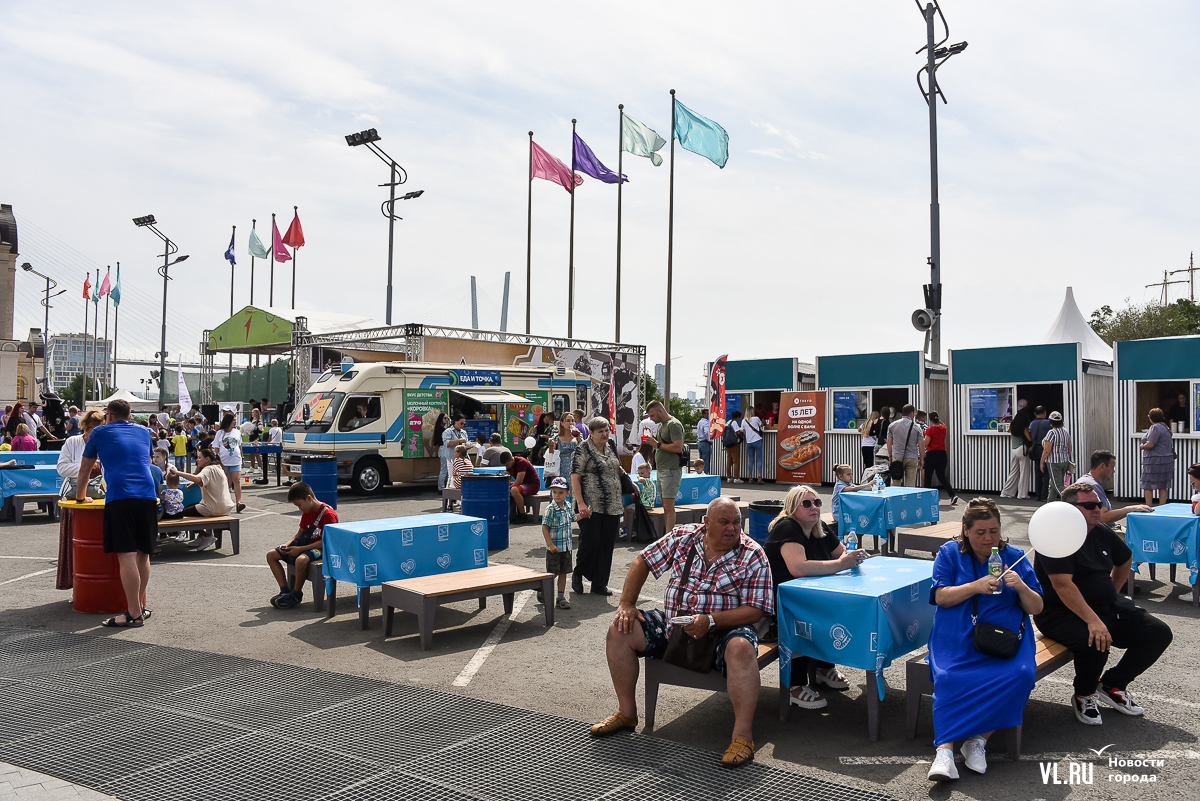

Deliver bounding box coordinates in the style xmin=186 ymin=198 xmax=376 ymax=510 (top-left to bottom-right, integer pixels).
xmin=277 ymin=546 xmax=321 ymax=564
xmin=635 ymin=608 xmax=758 ymax=678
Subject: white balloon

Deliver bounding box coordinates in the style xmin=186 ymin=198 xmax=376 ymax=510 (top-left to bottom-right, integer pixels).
xmin=524 ymin=436 xmax=537 ymax=449
xmin=1027 ymin=501 xmax=1088 ymax=559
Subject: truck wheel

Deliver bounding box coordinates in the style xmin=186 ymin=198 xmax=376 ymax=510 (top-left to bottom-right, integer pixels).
xmin=352 ymin=459 xmax=387 ymax=496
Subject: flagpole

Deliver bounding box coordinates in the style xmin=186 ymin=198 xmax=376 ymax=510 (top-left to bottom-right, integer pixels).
xmin=251 ymin=218 xmax=257 ymax=401
xmin=290 ymin=205 xmax=297 ymax=310
xmin=229 ymin=224 xmax=236 ymax=400
xmin=616 ymin=104 xmax=624 ymax=343
xmin=112 ymin=263 xmax=120 ymax=389
xmin=268 ymin=213 xmax=275 ymax=411
xmin=665 ymin=90 xmax=676 ymax=402
xmin=90 ymin=268 xmax=100 ymax=402
xmin=81 ymin=284 xmax=89 ymax=404
xmin=526 ymin=131 xmax=533 ymax=337
xmin=568 ymin=119 xmax=577 ymax=341
xmin=102 ymin=268 xmax=110 ymax=395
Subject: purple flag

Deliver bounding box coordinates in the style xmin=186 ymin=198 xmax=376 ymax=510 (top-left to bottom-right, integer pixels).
xmin=572 ymin=132 xmax=626 ymax=184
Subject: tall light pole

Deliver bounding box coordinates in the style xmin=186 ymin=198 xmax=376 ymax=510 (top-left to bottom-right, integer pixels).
xmin=133 ymin=215 xmax=189 ymax=402
xmin=913 ymin=0 xmax=966 ymax=364
xmin=344 ymin=128 xmax=423 ymax=325
xmin=20 ymin=263 xmax=64 ymax=392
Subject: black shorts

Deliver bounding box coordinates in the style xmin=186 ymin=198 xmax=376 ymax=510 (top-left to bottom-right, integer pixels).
xmin=103 ymin=499 xmax=159 ymax=554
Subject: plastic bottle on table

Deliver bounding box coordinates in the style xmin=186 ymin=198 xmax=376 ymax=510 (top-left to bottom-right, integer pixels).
xmin=875 ymin=473 xmax=885 ymax=493
xmin=988 ymin=546 xmax=1003 ymax=594
xmin=845 ymin=528 xmax=858 ymax=551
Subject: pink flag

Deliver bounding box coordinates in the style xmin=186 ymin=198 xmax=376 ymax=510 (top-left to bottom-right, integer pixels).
xmin=98 ymin=269 xmax=111 ymax=298
xmin=272 ymin=219 xmax=292 ymax=262
xmin=531 ymin=141 xmax=583 ymax=194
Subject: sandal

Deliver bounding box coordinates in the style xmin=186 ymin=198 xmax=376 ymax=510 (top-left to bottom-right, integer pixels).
xmin=590 ymin=711 xmax=637 ymax=737
xmin=138 ymin=608 xmax=153 ymax=622
xmin=102 ymin=611 xmax=144 ymax=628
xmin=721 ymin=736 xmax=755 ymax=768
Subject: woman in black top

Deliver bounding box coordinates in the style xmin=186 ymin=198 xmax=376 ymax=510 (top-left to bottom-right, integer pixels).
xmin=531 ymin=411 xmax=556 ymax=465
xmin=765 ymin=485 xmax=867 ymax=710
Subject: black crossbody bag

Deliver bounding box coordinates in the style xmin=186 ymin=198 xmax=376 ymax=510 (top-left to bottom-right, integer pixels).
xmin=662 ymin=541 xmax=725 ymax=674
xmin=889 ymin=420 xmax=916 ymax=479
xmin=970 ymin=555 xmax=1024 ymax=660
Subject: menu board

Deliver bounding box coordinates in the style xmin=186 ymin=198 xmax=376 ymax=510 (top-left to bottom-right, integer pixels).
xmin=833 ymin=391 xmax=867 ymax=430
xmin=402 ymin=389 xmax=448 ymax=458
xmin=502 ymin=391 xmax=548 ymax=453
xmin=969 ymin=387 xmax=1000 ymax=431
xmin=775 ymin=391 xmax=825 ymax=485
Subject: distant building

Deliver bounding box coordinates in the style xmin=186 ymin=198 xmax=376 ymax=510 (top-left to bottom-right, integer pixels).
xmin=46 ymin=332 xmax=112 ymax=394
xmin=654 ymin=363 xmax=665 ymax=398
xmin=686 ymin=391 xmax=696 ymax=402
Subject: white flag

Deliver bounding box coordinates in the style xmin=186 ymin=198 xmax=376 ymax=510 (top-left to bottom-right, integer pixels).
xmin=177 ymin=356 xmax=192 ymax=412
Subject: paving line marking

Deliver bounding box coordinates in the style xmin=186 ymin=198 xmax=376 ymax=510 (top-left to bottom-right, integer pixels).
xmin=153 ymin=562 xmax=270 ymax=569
xmin=1039 ymin=676 xmax=1200 ymax=710
xmin=452 ymin=589 xmax=533 ymax=687
xmin=840 ymin=749 xmax=1200 ymax=765
xmin=0 ymin=555 xmax=56 ymax=560
xmin=0 ymin=568 xmax=55 ymax=585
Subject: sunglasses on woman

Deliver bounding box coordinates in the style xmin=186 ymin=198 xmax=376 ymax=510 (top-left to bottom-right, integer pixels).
xmin=1070 ymin=501 xmax=1103 ymax=510
xmin=800 ymin=498 xmax=823 ymax=508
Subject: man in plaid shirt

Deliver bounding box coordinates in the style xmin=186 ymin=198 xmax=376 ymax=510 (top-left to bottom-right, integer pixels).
xmin=589 ymin=497 xmax=772 ymax=769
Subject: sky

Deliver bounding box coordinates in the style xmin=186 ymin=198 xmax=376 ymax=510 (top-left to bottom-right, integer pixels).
xmin=2 ymin=1 xmax=1198 ymax=398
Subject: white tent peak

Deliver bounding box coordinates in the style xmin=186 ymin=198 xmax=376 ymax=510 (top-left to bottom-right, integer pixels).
xmin=1042 ymin=287 xmax=1113 ymax=363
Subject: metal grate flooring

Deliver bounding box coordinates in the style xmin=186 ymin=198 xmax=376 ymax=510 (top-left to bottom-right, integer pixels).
xmin=0 ymin=627 xmax=898 ymax=801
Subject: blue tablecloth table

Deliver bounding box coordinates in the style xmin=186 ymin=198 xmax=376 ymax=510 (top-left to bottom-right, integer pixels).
xmin=4 ymin=452 xmax=61 ymax=467
xmin=839 ymin=487 xmax=940 ymax=553
xmin=473 ymin=465 xmax=544 ymax=485
xmin=241 ymin=443 xmax=283 ymax=486
xmin=1126 ymin=503 xmax=1200 ymax=604
xmin=777 ymin=556 xmax=935 ymax=740
xmin=650 ymin=470 xmax=721 ymax=508
xmin=0 ymin=466 xmax=64 ymax=521
xmin=321 ymin=513 xmax=489 ymax=628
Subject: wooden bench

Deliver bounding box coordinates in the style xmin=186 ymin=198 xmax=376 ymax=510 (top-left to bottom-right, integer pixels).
xmin=382 ymin=564 xmax=554 ymax=650
xmin=441 ymin=487 xmax=461 ymax=512
xmin=896 ymin=520 xmax=958 ymax=558
xmin=285 ymin=559 xmax=327 ymax=612
xmin=156 ymin=515 xmax=241 ymax=554
xmin=905 ymin=633 xmax=1071 ymax=758
xmin=645 ymin=643 xmax=779 ymax=732
xmin=11 ymin=493 xmax=60 ymax=523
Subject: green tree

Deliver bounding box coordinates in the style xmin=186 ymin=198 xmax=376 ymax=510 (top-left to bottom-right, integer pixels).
xmin=1088 ymin=298 xmax=1200 ymax=345
xmin=62 ymin=374 xmax=111 ymax=407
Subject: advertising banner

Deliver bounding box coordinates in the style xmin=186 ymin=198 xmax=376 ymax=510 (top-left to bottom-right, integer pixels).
xmin=708 ymin=355 xmax=728 ymax=440
xmin=402 ymin=388 xmax=448 ymax=458
xmin=502 ymin=390 xmax=548 ymax=454
xmin=776 ymin=391 xmax=825 ymax=484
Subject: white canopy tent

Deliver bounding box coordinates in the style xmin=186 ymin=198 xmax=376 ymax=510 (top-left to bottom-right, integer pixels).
xmin=1041 ymin=286 xmax=1113 ymax=363
xmin=85 ymin=388 xmax=158 ymax=412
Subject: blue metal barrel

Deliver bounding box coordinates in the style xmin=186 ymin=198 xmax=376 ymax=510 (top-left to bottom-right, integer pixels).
xmin=747 ymin=500 xmax=783 ymax=543
xmin=300 ymin=455 xmax=338 ymax=509
xmin=461 ymin=473 xmax=509 ymax=550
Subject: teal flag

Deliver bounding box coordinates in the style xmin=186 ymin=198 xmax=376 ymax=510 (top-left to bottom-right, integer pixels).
xmin=111 ymin=271 xmax=121 ymax=306
xmin=674 ymin=100 xmax=729 ymax=168
xmin=621 ymin=114 xmax=666 ymax=167
xmin=248 ymin=228 xmax=270 ymax=259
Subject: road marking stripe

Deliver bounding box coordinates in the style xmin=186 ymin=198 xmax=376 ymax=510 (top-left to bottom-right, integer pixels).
xmin=0 ymin=568 xmax=55 ymax=585
xmin=841 ymin=749 xmax=1200 ymax=765
xmin=452 ymin=589 xmax=533 ymax=687
xmin=0 ymin=555 xmax=56 ymax=560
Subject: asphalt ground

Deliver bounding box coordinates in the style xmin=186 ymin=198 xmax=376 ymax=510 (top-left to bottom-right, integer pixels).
xmin=2 ymin=477 xmax=1197 ymax=800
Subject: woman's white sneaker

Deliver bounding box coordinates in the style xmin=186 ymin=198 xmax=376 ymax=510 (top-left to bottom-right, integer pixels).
xmin=789 ymin=685 xmax=828 ymax=709
xmin=928 ymin=748 xmax=959 ymax=782
xmin=961 ymin=737 xmax=987 ymax=774
xmin=814 ymin=667 xmax=850 ymax=690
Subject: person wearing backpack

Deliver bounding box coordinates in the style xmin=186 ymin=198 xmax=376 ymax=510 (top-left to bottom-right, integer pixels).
xmin=723 ymin=410 xmax=745 ymax=484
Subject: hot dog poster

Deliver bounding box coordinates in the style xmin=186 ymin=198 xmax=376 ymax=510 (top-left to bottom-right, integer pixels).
xmin=776 ymin=391 xmax=824 ymax=484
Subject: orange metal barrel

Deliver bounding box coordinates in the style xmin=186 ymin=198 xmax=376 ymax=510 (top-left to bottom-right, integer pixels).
xmin=61 ymin=500 xmax=125 ymax=614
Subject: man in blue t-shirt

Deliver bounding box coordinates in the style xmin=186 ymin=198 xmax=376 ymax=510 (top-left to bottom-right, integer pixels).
xmin=77 ymin=398 xmax=157 ymax=628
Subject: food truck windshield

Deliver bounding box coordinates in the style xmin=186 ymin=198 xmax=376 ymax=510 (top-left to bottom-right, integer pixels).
xmin=287 ymin=390 xmax=345 ymax=431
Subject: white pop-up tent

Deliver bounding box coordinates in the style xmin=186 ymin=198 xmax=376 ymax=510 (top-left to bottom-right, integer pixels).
xmin=86 ymin=388 xmax=159 ymax=412
xmin=1042 ymin=286 xmax=1113 ymax=363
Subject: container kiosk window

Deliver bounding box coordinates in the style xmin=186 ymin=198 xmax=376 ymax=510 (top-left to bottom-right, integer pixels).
xmin=829 ymin=388 xmax=909 ymax=431
xmin=964 ymin=383 xmax=1064 ymax=434
xmin=1132 ymin=380 xmax=1194 ymax=434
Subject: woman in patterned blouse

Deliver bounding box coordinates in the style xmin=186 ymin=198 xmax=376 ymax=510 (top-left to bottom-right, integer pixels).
xmin=571 ymin=417 xmax=625 ymax=596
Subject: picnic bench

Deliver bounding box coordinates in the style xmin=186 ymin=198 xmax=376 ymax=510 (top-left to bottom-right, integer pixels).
xmin=645 ymin=643 xmax=780 ymax=732
xmin=895 ymin=520 xmax=958 ymax=558
xmin=441 ymin=487 xmax=461 ymax=512
xmin=522 ymin=491 xmax=551 ymax=518
xmin=156 ymin=516 xmax=241 ymax=554
xmin=285 ymin=559 xmax=326 ymax=611
xmin=9 ymin=494 xmax=60 ymax=523
xmin=905 ymin=633 xmax=1072 ymax=758
xmin=382 ymin=564 xmax=554 ymax=650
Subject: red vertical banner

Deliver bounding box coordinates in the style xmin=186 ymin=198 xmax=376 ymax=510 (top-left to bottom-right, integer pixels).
xmin=708 ymin=355 xmax=728 ymax=440
xmin=776 ymin=391 xmax=824 ymax=484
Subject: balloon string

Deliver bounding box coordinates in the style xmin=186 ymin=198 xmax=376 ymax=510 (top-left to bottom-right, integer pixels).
xmin=1000 ymin=550 xmax=1032 ymax=578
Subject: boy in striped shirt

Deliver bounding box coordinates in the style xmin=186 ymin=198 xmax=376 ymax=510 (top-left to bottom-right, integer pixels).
xmin=540 ymin=476 xmax=576 ymax=609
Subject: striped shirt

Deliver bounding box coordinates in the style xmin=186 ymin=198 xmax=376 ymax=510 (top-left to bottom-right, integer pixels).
xmin=1043 ymin=427 xmax=1070 ymax=463
xmin=541 ymin=500 xmax=577 ymax=551
xmin=449 ymin=458 xmax=474 ymax=490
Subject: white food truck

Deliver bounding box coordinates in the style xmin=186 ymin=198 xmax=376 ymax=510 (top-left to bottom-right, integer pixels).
xmin=282 ymin=362 xmax=595 ymax=494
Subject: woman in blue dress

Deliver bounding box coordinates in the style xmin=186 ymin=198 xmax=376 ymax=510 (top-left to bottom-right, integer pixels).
xmin=927 ymin=497 xmax=1043 ymax=782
